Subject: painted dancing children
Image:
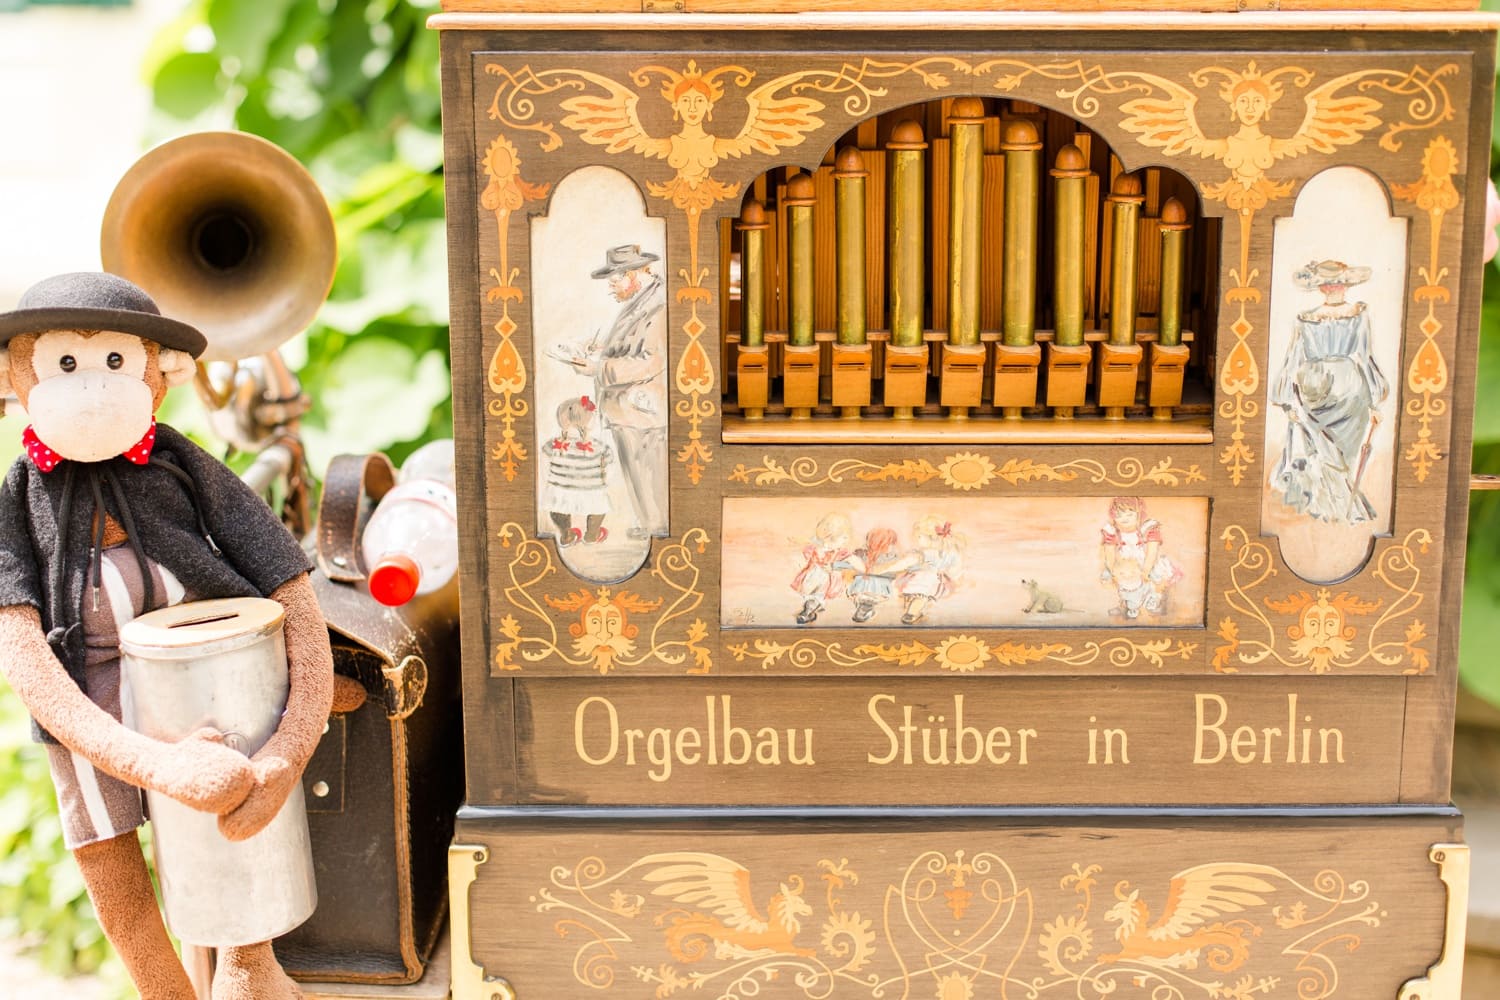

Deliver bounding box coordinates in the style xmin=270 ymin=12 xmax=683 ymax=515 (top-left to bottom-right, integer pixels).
xmin=790 ymin=512 xmax=852 ymax=625
xmin=835 ymin=527 xmax=902 ymax=623
xmin=893 ymin=516 xmax=965 ymax=625
xmin=1099 ymin=496 xmax=1182 ymax=619
xmin=542 ymin=396 xmax=613 ymax=547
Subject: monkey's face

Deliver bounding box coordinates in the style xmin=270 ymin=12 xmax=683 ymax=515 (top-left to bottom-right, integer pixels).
xmin=5 ymin=329 xmax=191 ymax=463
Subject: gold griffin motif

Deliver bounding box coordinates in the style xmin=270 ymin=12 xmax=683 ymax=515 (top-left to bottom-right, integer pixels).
xmin=533 ymin=848 xmax=1382 ymax=999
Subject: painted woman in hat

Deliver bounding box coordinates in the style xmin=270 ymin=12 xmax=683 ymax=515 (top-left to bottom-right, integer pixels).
xmin=1269 ymin=259 xmax=1390 ymax=523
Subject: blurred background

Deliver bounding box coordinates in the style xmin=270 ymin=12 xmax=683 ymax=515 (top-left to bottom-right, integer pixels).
xmin=0 ymin=0 xmax=1497 ymax=996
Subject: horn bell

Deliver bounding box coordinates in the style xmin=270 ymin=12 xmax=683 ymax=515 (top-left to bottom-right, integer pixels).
xmin=101 ymin=131 xmax=336 ymax=363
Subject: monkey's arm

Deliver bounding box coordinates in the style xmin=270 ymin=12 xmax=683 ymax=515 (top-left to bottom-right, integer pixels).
xmin=0 ymin=604 xmax=256 ymax=813
xmin=218 ymin=572 xmax=333 ymax=842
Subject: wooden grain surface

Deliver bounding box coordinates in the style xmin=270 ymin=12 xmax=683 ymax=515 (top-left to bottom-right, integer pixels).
xmin=454 ymin=811 xmax=1460 ymax=1000
xmin=492 ymin=675 xmax=1427 ymax=806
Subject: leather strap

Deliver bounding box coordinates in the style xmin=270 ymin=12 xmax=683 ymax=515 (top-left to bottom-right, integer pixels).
xmin=315 ymin=453 xmax=397 ymax=582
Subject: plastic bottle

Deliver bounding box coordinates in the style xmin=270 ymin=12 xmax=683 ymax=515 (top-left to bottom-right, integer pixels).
xmin=397 ymin=438 xmax=455 ymax=488
xmin=361 ymin=478 xmax=459 ymax=606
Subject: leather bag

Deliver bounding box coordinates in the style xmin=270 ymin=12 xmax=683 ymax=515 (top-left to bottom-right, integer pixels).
xmin=273 ymin=453 xmax=463 ymax=984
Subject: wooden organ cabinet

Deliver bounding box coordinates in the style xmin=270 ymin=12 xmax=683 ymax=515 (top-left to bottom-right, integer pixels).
xmin=433 ymin=3 xmax=1496 ymax=997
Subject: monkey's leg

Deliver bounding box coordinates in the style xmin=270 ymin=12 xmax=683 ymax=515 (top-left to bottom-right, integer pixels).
xmin=214 ymin=942 xmax=303 ymax=1000
xmin=73 ymin=831 xmax=195 ymax=1000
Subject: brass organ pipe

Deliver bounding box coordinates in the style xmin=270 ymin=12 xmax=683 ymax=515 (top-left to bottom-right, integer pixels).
xmin=1002 ymin=119 xmax=1043 ymax=348
xmin=737 ymin=199 xmax=768 ymax=348
xmin=1051 ymin=144 xmax=1089 ymax=349
xmin=1158 ymin=196 xmax=1189 ymax=348
xmin=887 ymin=120 xmax=927 ymax=350
xmin=1107 ymin=172 xmax=1145 ymax=347
xmin=834 ymin=147 xmax=868 ymax=346
xmin=947 ymin=99 xmax=985 ymax=348
xmin=786 ymin=173 xmax=817 ymax=347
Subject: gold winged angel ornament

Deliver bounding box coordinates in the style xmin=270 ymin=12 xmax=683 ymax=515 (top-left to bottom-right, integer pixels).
xmin=557 ymin=61 xmax=827 ymax=265
xmin=1118 ymin=62 xmax=1383 ymax=216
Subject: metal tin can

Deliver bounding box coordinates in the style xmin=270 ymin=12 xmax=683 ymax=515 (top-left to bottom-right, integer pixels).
xmin=120 ymin=597 xmax=317 ymax=947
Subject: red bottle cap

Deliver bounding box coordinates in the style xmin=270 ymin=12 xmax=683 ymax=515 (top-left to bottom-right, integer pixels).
xmin=368 ymin=554 xmax=420 ymax=606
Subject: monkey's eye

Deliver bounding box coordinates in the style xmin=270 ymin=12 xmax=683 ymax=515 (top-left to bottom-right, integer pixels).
xmin=58 ymin=356 xmax=76 ymax=373
xmin=106 ymin=353 xmax=124 ymax=370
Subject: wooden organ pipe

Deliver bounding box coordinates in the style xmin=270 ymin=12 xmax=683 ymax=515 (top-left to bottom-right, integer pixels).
xmin=1051 ymin=144 xmax=1088 ymax=350
xmin=834 ymin=148 xmax=868 ymax=347
xmin=1148 ymin=195 xmax=1192 ymax=417
xmin=1099 ymin=172 xmax=1145 ymax=417
xmin=993 ymin=118 xmax=1044 ymax=419
xmin=1001 ymin=119 xmax=1042 ymax=349
xmin=1107 ymin=172 xmax=1144 ymax=348
xmin=884 ymin=120 xmax=929 ymax=418
xmin=782 ymin=172 xmax=820 ymax=417
xmin=738 ymin=199 xmax=768 ymax=349
xmin=832 ymin=147 xmax=872 ymax=417
xmin=786 ymin=173 xmax=817 ymax=349
xmin=735 ymin=198 xmax=770 ymax=418
xmin=1045 ymin=142 xmax=1091 ymax=418
xmin=942 ymin=98 xmax=987 ymax=417
xmin=1157 ymin=196 xmax=1188 ymax=349
xmin=948 ymin=99 xmax=984 ymax=348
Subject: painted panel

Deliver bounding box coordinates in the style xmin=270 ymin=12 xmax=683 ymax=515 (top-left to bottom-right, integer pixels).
xmin=722 ymin=496 xmax=1208 ymax=629
xmin=532 ymin=165 xmax=670 ymax=583
xmin=1263 ymin=167 xmax=1407 ymax=584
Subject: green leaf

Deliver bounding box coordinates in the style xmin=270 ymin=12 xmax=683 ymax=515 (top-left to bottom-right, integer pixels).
xmin=300 ymin=338 xmax=450 ymax=469
xmin=151 ymin=52 xmax=225 ymax=121
xmin=208 ymin=0 xmax=299 ymax=78
xmin=1474 ymin=299 xmax=1500 ymax=445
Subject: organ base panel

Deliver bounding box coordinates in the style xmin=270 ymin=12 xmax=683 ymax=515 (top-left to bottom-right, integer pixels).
xmin=448 ymin=811 xmax=1469 ymax=1000
xmin=434 ymin=5 xmax=1496 ymax=998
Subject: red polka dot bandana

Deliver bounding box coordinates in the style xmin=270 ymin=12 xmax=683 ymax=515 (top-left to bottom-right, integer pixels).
xmin=23 ymin=420 xmax=156 ymax=472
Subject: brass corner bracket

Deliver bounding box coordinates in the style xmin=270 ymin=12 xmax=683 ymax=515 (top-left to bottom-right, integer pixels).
xmin=1398 ymin=843 xmax=1470 ymax=1000
xmin=450 ymin=844 xmax=518 ymax=1000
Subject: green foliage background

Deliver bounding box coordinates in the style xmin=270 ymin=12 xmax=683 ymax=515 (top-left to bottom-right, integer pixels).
xmin=5 ymin=0 xmax=1500 ymax=987
xmin=1461 ymin=1 xmax=1500 ymax=706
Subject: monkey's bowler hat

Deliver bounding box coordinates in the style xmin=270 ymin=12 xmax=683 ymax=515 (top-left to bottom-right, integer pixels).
xmin=0 ymin=272 xmax=208 ymax=358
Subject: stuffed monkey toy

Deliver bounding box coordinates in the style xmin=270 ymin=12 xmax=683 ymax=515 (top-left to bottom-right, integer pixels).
xmin=0 ymin=272 xmax=335 ymax=1000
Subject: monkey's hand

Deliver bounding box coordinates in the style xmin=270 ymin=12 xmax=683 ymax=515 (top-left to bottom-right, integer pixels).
xmin=154 ymin=728 xmax=258 ymax=814
xmin=217 ymin=754 xmax=299 ymax=841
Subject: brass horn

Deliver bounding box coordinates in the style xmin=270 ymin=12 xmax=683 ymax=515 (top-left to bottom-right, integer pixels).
xmin=101 ymin=131 xmax=336 ymax=363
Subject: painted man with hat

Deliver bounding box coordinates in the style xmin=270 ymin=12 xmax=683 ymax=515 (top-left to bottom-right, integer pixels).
xmin=567 ymin=244 xmax=669 ymax=539
xmin=0 ymin=272 xmax=332 ymax=999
